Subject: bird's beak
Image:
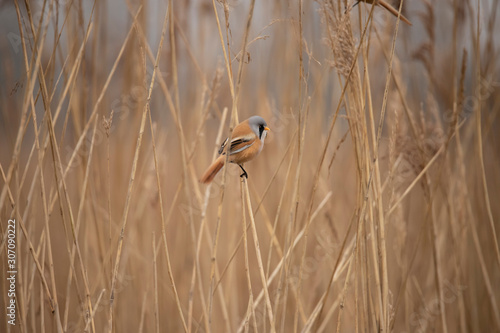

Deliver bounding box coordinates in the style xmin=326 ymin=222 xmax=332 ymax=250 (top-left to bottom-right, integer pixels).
xmin=264 ymin=126 xmax=271 ymax=131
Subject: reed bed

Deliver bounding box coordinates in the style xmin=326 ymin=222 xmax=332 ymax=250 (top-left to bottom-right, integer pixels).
xmin=1 ymin=0 xmax=499 ymax=332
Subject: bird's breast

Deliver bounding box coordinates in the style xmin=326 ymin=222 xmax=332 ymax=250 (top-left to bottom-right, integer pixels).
xmin=230 ymin=138 xmax=264 ymax=164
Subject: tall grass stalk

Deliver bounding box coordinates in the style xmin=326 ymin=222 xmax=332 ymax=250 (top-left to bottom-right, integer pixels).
xmin=1 ymin=1 xmax=499 ymax=332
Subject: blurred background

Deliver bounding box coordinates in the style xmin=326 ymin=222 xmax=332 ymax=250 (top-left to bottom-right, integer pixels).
xmin=1 ymin=0 xmax=499 ymax=332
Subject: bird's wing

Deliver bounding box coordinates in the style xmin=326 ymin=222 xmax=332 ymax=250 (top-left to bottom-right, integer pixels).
xmin=229 ymin=137 xmax=255 ymax=155
xmin=218 ymin=136 xmax=256 ymax=155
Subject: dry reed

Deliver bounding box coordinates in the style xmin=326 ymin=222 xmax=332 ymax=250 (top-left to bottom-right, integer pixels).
xmin=1 ymin=0 xmax=499 ymax=332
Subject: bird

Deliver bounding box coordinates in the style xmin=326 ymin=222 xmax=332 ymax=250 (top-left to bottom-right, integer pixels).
xmin=354 ymin=0 xmax=412 ymax=26
xmin=199 ymin=116 xmax=270 ymax=184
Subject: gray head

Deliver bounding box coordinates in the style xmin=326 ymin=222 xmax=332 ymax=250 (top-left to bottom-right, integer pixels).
xmin=248 ymin=116 xmax=270 ymax=140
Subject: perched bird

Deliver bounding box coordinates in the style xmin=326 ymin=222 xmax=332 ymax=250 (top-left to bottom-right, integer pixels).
xmin=199 ymin=116 xmax=270 ymax=184
xmin=355 ymin=0 xmax=412 ymax=26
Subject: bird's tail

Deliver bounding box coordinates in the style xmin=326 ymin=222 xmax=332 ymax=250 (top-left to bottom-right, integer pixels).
xmin=378 ymin=0 xmax=412 ymax=26
xmin=199 ymin=156 xmax=225 ymax=184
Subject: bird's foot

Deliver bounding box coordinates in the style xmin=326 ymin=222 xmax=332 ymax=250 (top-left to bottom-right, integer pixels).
xmin=238 ymin=165 xmax=248 ymax=179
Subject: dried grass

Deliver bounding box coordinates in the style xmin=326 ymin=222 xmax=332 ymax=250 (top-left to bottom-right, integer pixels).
xmin=1 ymin=0 xmax=499 ymax=332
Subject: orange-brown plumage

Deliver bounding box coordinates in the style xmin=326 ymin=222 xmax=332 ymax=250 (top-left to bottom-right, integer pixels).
xmin=199 ymin=156 xmax=225 ymax=184
xmin=199 ymin=116 xmax=270 ymax=184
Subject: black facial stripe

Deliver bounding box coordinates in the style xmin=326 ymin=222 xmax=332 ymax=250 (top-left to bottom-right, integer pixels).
xmin=259 ymin=125 xmax=264 ymax=139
